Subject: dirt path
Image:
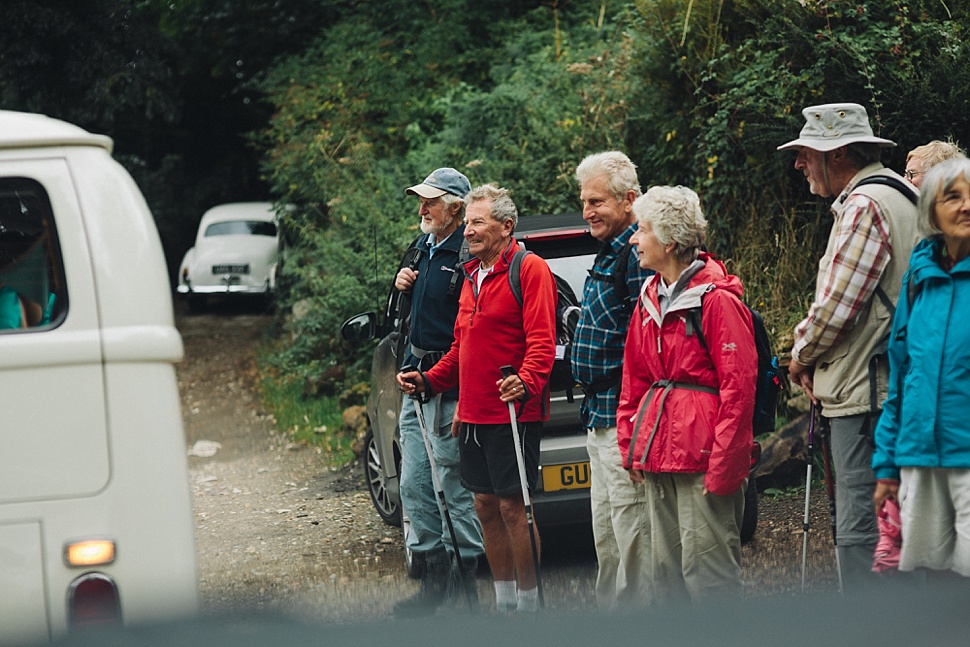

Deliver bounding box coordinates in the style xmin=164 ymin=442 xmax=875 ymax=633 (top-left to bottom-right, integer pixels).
xmin=176 ymin=305 xmax=838 ymax=622
xmin=177 ymin=305 xmax=414 ymax=621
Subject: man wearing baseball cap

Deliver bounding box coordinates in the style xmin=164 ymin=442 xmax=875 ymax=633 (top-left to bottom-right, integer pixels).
xmin=394 ymin=167 xmax=484 ymax=615
xmin=778 ymin=103 xmax=920 ymax=591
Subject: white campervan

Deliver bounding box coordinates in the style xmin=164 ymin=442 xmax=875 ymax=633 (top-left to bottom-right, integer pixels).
xmin=0 ymin=111 xmax=197 ymax=644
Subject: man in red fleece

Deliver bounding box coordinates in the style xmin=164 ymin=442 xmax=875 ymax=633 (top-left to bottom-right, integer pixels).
xmin=397 ymin=184 xmax=556 ymax=613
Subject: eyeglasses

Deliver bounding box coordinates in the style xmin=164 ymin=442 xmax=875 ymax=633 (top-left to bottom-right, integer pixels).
xmin=904 ymin=170 xmax=925 ymax=181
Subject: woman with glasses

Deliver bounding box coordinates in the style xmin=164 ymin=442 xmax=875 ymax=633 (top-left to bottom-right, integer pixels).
xmin=873 ymin=157 xmax=970 ymax=582
xmin=904 ymin=140 xmax=965 ymax=189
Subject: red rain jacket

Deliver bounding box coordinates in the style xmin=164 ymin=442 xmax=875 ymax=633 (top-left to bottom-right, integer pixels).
xmin=617 ymin=254 xmax=756 ymax=496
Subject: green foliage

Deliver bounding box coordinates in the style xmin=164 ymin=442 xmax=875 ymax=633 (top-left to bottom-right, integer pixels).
xmin=255 ymin=3 xmax=645 ymax=396
xmin=255 ymin=0 xmax=970 ymax=402
xmin=762 ymin=485 xmax=805 ymax=499
xmin=429 ymin=12 xmax=641 ymax=214
xmin=624 ymin=0 xmax=968 ymax=358
xmin=1 ymin=0 xmax=179 ymax=129
xmin=259 ymin=375 xmax=355 ymax=466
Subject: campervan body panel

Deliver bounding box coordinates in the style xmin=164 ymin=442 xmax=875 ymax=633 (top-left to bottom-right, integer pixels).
xmin=0 ymin=111 xmax=197 ymax=644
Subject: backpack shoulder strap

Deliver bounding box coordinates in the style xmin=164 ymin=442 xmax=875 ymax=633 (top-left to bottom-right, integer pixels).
xmin=683 ymin=288 xmax=709 ymax=352
xmin=447 ymin=237 xmax=472 ymax=297
xmin=846 ymin=175 xmax=917 ymax=317
xmin=507 ymin=249 xmax=532 ymax=308
xmin=612 ymin=243 xmax=635 ymax=306
xmin=400 ymin=234 xmax=425 ymax=271
xmin=853 ymin=175 xmax=918 ymax=206
xmin=684 ymin=305 xmax=707 ymax=352
xmin=873 ymin=285 xmax=896 ymax=316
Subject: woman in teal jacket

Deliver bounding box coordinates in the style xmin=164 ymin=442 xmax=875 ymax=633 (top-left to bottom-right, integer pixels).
xmin=873 ymin=157 xmax=970 ymax=579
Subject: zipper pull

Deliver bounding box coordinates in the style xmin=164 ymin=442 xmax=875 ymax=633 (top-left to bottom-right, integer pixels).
xmin=656 ymin=335 xmax=662 ymax=354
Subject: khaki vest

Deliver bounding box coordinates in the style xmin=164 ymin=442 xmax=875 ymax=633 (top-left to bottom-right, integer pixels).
xmin=813 ymin=164 xmax=920 ymax=417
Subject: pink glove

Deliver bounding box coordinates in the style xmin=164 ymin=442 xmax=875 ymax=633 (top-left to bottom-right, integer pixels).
xmin=872 ymin=498 xmax=902 ymax=574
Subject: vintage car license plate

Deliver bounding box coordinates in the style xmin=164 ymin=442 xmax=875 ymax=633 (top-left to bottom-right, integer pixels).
xmin=542 ymin=461 xmax=591 ymax=492
xmin=212 ymin=264 xmax=249 ymax=274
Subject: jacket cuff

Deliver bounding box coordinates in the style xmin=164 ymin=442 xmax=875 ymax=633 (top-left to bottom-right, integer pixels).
xmin=875 ymin=469 xmax=900 ymax=481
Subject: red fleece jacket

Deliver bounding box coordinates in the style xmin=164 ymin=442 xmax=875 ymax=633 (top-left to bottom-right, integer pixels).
xmin=425 ymin=240 xmax=556 ymax=424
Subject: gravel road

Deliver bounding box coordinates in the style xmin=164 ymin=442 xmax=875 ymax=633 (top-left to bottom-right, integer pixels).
xmin=176 ymin=304 xmax=839 ymax=623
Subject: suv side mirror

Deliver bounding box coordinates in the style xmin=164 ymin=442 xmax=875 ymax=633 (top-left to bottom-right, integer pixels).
xmin=340 ymin=311 xmax=378 ymax=342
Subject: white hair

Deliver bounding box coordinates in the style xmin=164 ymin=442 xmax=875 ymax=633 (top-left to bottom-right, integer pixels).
xmin=575 ymin=151 xmax=642 ymax=201
xmin=632 ymin=185 xmax=707 ymax=264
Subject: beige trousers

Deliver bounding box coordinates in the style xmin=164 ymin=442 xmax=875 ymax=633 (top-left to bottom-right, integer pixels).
xmin=587 ymin=426 xmax=652 ymax=610
xmin=644 ymin=472 xmax=744 ymax=604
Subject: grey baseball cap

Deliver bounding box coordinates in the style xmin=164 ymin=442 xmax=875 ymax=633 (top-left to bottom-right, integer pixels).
xmin=405 ymin=167 xmax=471 ymax=199
xmin=777 ymin=103 xmax=896 ymax=152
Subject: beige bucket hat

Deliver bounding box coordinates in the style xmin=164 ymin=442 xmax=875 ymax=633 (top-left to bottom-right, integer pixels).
xmin=777 ymin=103 xmax=896 ymax=152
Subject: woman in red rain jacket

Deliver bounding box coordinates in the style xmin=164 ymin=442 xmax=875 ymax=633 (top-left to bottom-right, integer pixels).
xmin=617 ymin=185 xmax=756 ymax=604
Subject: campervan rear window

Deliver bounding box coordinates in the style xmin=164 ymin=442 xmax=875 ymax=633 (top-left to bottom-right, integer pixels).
xmin=0 ymin=178 xmax=67 ymax=332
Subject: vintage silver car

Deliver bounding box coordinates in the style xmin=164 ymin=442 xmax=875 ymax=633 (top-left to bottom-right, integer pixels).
xmin=177 ymin=202 xmax=280 ymax=309
xmin=341 ymin=213 xmax=599 ymax=576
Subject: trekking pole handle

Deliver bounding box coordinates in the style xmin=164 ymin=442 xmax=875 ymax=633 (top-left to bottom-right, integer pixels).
xmin=808 ymin=401 xmax=816 ymax=448
xmin=399 ymin=364 xmax=429 ymax=403
xmin=500 ymin=365 xmax=515 ymax=380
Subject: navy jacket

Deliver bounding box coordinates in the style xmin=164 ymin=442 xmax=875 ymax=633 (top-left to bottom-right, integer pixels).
xmin=402 ymin=227 xmax=466 ymax=399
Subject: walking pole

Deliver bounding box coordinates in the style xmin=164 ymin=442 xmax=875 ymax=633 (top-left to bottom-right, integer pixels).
xmin=818 ymin=416 xmax=845 ymax=594
xmin=401 ymin=366 xmax=478 ymax=613
xmin=801 ymin=402 xmax=815 ymax=592
xmin=499 ymin=365 xmax=544 ymax=609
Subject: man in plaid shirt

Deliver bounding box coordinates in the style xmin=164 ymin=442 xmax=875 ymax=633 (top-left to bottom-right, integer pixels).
xmin=778 ymin=104 xmax=919 ymax=591
xmin=571 ymin=152 xmax=653 ymax=609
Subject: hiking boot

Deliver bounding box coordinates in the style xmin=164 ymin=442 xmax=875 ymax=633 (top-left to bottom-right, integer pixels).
xmin=446 ymin=555 xmax=480 ymax=613
xmin=393 ymin=548 xmax=450 ymax=617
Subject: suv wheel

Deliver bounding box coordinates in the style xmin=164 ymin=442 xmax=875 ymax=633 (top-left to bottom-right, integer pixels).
xmin=363 ymin=428 xmax=401 ymax=526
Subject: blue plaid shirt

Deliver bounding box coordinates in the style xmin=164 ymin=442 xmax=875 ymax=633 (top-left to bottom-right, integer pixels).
xmin=570 ymin=222 xmax=652 ymax=428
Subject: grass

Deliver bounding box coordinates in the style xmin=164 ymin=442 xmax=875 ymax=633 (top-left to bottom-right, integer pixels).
xmin=259 ymin=374 xmax=357 ymax=467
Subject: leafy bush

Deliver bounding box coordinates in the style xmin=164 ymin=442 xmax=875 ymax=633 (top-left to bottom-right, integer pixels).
xmin=256 ymin=0 xmax=970 ymax=407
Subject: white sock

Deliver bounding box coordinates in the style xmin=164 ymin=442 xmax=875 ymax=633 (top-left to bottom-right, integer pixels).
xmin=516 ymin=586 xmax=538 ymax=613
xmin=494 ymin=580 xmax=517 ymax=611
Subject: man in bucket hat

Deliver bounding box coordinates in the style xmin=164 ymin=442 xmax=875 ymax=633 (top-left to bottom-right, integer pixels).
xmin=393 ymin=167 xmax=484 ymax=615
xmin=777 ymin=103 xmax=920 ymax=591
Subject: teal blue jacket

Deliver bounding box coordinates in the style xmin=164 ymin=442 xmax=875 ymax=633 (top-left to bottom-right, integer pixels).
xmin=0 ymin=285 xmax=23 ymax=329
xmin=872 ymin=238 xmax=970 ymax=480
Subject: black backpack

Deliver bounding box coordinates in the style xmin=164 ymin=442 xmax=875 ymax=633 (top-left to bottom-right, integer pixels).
xmin=507 ymin=249 xmax=581 ymax=395
xmin=685 ymin=295 xmax=785 ymax=437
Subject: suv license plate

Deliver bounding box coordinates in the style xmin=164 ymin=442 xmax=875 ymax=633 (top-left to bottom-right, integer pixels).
xmin=212 ymin=264 xmax=249 ymax=274
xmin=542 ymin=461 xmax=591 ymax=492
